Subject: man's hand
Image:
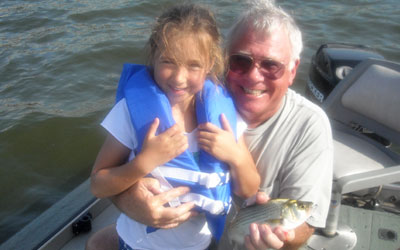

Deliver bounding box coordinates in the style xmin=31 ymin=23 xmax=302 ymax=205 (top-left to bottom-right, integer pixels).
xmin=244 ymin=192 xmax=295 ymax=250
xmin=245 ymin=223 xmax=295 ymax=250
xmin=111 ymin=178 xmax=198 ymax=228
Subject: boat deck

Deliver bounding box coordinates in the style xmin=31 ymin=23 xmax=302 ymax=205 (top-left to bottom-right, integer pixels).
xmin=339 ymin=205 xmax=399 ymax=250
xmin=60 ymin=202 xmax=119 ymax=250
xmin=58 ymin=201 xmax=400 ymax=250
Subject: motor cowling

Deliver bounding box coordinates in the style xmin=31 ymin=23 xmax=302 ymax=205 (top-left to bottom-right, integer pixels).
xmin=306 ymin=43 xmax=384 ymax=104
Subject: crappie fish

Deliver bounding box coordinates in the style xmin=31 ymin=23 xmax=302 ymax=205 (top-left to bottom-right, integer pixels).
xmin=228 ymin=199 xmax=314 ymax=245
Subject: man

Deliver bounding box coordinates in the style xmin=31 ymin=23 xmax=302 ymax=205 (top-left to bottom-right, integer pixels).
xmin=217 ymin=1 xmax=332 ymax=249
xmin=86 ymin=1 xmax=333 ymax=249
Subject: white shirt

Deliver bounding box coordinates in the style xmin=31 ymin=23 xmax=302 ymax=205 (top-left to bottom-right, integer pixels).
xmin=102 ymin=98 xmax=247 ymax=250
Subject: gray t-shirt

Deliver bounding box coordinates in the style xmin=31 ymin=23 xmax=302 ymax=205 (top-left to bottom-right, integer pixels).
xmin=219 ymin=89 xmax=333 ymax=249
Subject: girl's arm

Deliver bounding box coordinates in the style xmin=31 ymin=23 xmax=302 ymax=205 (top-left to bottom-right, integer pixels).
xmin=90 ymin=118 xmax=188 ymax=198
xmin=197 ymin=114 xmax=260 ymax=198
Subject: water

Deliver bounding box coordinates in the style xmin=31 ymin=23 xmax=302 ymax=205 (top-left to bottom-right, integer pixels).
xmin=0 ymin=0 xmax=399 ymax=244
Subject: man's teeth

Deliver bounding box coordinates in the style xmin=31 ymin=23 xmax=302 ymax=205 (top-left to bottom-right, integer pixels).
xmin=243 ymin=87 xmax=264 ymax=96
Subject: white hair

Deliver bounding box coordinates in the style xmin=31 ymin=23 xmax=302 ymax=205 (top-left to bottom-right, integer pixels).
xmin=226 ymin=0 xmax=303 ymax=69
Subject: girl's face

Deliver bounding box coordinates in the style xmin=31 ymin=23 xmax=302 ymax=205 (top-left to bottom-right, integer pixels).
xmin=153 ymin=36 xmax=210 ymax=107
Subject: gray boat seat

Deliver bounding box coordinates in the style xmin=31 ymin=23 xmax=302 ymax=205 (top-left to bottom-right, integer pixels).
xmin=332 ymin=128 xmax=396 ymax=180
xmin=320 ymin=58 xmax=400 ymax=236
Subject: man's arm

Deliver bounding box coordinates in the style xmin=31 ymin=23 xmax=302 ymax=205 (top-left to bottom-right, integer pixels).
xmin=86 ymin=178 xmax=196 ymax=250
xmin=284 ymin=223 xmax=314 ymax=250
xmin=111 ymin=177 xmax=198 ymax=229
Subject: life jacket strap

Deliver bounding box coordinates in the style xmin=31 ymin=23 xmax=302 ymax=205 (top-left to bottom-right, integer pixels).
xmin=156 ymin=166 xmax=230 ymax=188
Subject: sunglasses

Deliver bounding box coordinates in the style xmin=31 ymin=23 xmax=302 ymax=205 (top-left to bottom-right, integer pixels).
xmin=228 ymin=54 xmax=286 ymax=80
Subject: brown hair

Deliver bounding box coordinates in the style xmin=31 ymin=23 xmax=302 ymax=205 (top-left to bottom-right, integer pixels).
xmin=146 ymin=3 xmax=224 ymax=84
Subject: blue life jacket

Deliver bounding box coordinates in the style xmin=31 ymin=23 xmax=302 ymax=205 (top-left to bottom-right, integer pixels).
xmin=115 ymin=64 xmax=237 ymax=241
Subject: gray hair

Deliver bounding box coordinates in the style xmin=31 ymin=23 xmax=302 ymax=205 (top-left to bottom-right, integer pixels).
xmin=226 ymin=0 xmax=302 ymax=69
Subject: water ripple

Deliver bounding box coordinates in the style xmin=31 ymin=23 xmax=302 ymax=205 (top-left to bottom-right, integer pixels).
xmin=0 ymin=0 xmax=399 ymax=244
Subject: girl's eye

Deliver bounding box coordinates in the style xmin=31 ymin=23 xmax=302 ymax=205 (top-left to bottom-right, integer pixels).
xmin=188 ymin=62 xmax=202 ymax=70
xmin=162 ymin=60 xmax=173 ymax=64
xmin=160 ymin=57 xmax=175 ymax=65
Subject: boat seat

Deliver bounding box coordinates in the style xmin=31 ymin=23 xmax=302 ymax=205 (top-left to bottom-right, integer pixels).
xmin=320 ymin=58 xmax=400 ymax=236
xmin=332 ymin=128 xmax=396 ymax=181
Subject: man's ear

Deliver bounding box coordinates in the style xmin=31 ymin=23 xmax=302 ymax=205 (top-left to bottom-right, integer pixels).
xmin=288 ymin=59 xmax=300 ymax=86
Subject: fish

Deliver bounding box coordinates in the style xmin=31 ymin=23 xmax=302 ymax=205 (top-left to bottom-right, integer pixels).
xmin=228 ymin=198 xmax=314 ymax=245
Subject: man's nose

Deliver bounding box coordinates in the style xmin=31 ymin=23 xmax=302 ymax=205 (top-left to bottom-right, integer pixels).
xmin=247 ymin=63 xmax=265 ymax=83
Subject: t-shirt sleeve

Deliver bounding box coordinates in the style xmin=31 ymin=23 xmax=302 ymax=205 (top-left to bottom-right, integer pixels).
xmin=236 ymin=112 xmax=248 ymax=138
xmin=101 ymin=98 xmax=137 ymax=150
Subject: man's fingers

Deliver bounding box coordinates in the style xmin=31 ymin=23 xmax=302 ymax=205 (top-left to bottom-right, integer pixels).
xmin=246 ymin=224 xmax=285 ymax=250
xmin=157 ymin=204 xmax=198 ymax=227
xmin=273 ymin=227 xmax=295 ymax=242
xmin=154 ymin=186 xmax=191 ymax=206
xmin=153 ymin=202 xmax=198 ymax=228
xmin=255 ymin=191 xmax=270 ymax=205
xmin=249 ymin=223 xmax=262 ymax=247
xmin=154 ymin=222 xmax=181 ymax=229
xmin=246 ymin=223 xmax=268 ymax=250
xmin=259 ymin=224 xmax=284 ymax=249
xmin=141 ymin=177 xmax=162 ymax=195
xmin=244 ymin=235 xmax=256 ymax=250
xmin=155 ymin=209 xmax=197 ymax=229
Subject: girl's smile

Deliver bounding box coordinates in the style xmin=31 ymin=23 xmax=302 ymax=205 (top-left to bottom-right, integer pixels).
xmin=153 ymin=36 xmax=210 ymax=108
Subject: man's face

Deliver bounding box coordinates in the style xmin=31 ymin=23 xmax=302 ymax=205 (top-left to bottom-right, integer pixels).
xmin=227 ymin=27 xmax=299 ymax=128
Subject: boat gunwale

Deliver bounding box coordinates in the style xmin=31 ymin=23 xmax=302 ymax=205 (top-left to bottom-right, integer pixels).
xmin=0 ymin=179 xmax=105 ymax=250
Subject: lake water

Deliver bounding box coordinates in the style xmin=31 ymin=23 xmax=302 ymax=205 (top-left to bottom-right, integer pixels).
xmin=0 ymin=0 xmax=399 ymax=244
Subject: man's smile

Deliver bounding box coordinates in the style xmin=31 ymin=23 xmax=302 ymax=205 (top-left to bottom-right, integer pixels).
xmin=242 ymin=86 xmax=266 ymax=96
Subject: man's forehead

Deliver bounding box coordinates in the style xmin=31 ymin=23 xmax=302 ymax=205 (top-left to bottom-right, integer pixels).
xmin=230 ymin=28 xmax=290 ymax=61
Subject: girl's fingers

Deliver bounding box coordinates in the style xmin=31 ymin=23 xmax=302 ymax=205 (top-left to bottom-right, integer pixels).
xmin=158 ymin=124 xmax=186 ymax=145
xmin=198 ymin=122 xmax=220 ymax=133
xmin=145 ymin=118 xmax=160 ymax=140
xmin=198 ymin=143 xmax=210 ymax=153
xmin=197 ymin=130 xmax=215 ymax=141
xmin=220 ymin=113 xmax=233 ymax=133
xmin=162 ymin=123 xmax=180 ymax=137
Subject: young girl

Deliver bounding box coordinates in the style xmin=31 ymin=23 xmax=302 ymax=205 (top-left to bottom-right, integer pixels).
xmin=90 ymin=4 xmax=259 ymax=250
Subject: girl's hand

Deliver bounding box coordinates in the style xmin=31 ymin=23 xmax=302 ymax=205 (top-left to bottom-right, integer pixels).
xmin=197 ymin=113 xmax=238 ymax=164
xmin=141 ymin=118 xmax=188 ymax=169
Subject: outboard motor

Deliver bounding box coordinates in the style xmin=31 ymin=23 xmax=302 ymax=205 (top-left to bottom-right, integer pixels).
xmin=306 ymin=43 xmax=384 ymax=104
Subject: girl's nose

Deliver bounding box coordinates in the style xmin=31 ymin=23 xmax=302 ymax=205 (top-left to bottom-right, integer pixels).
xmin=173 ymin=66 xmax=188 ymax=85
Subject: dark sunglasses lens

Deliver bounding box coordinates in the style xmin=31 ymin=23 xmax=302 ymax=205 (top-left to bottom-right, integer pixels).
xmin=260 ymin=60 xmax=284 ymax=79
xmin=229 ymin=55 xmax=252 ymax=74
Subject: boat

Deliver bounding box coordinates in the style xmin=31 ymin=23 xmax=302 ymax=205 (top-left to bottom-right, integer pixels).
xmin=305 ymin=44 xmax=400 ymax=250
xmin=1 ymin=44 xmax=400 ymax=250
